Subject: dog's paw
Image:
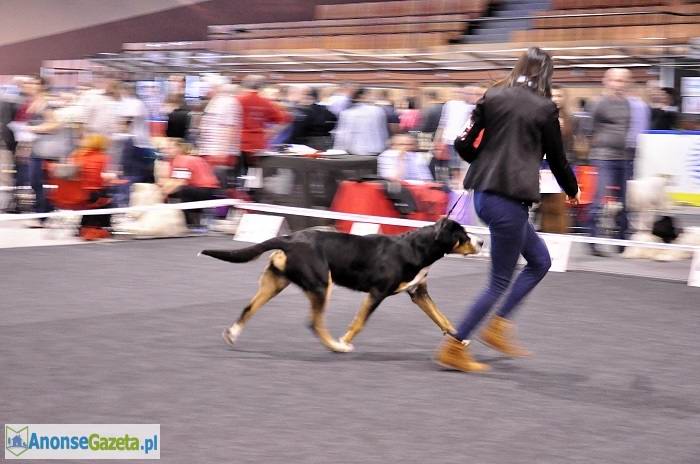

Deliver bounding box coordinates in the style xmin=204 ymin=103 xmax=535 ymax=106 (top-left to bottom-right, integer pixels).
xmin=331 ymin=339 xmax=355 ymax=353
xmin=222 ymin=324 xmax=242 ymax=347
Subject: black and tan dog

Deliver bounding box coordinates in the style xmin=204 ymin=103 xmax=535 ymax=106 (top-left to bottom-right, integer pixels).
xmin=201 ymin=218 xmax=482 ymax=352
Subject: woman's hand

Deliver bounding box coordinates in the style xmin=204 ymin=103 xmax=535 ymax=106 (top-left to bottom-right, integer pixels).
xmin=567 ymin=190 xmax=581 ymax=206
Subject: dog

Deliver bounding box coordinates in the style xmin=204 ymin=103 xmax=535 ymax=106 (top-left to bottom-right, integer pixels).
xmin=626 ymin=175 xmax=672 ymax=232
xmin=623 ymin=226 xmax=700 ymax=261
xmin=114 ymin=183 xmax=187 ymax=238
xmin=201 ymin=218 xmax=483 ymax=352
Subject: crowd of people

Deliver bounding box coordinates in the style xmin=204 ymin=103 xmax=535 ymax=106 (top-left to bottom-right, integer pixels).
xmin=0 ymin=69 xmax=685 ymax=246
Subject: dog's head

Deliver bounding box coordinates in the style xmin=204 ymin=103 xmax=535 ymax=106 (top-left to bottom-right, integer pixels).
xmin=434 ymin=217 xmax=483 ymax=255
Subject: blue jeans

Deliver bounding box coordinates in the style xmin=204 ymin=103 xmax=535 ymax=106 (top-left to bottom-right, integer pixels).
xmin=14 ymin=156 xmax=30 ymax=188
xmin=30 ymin=156 xmax=51 ymax=213
xmin=588 ymin=159 xmax=633 ymax=240
xmin=455 ymin=191 xmax=551 ymax=341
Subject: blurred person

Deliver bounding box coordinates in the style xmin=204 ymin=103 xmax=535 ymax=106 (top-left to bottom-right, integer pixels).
xmin=236 ymin=75 xmax=291 ymax=178
xmin=399 ymin=97 xmax=421 ymax=132
xmin=587 ymin=68 xmax=642 ymax=255
xmin=186 ymin=100 xmax=206 ymax=146
xmin=165 ymin=93 xmax=191 ymax=140
xmin=82 ymin=80 xmax=122 ymax=171
xmin=160 ymin=139 xmax=220 ymax=227
xmin=11 ymin=76 xmax=42 ymax=191
xmin=626 ymin=84 xmax=650 ymax=178
xmin=198 ymin=81 xmax=240 ymax=168
xmin=25 ymin=77 xmax=73 ymax=217
xmin=378 ymin=133 xmax=432 ymax=181
xmin=419 ymin=90 xmax=444 ymax=135
xmin=49 ymin=133 xmax=113 ymax=240
xmin=571 ymin=97 xmax=592 ymax=163
xmin=120 ymin=124 xmax=155 ymax=186
xmin=650 ymin=86 xmax=679 ymax=130
xmin=82 ymin=79 xmax=122 ymax=138
xmin=417 ymin=89 xmax=444 ymax=156
xmin=318 ymin=85 xmax=336 ymax=106
xmin=538 ymin=84 xmax=574 ymax=234
xmin=106 ymin=83 xmax=157 ymax=206
xmin=325 ymin=83 xmax=354 ymax=116
xmin=0 ymin=79 xmax=20 ymax=155
xmin=434 ymin=47 xmax=579 ymax=373
xmin=551 ymin=86 xmax=574 ymax=161
xmin=269 ymin=85 xmax=306 ymax=146
xmin=332 ymin=87 xmax=388 ymax=156
xmin=120 ymin=82 xmax=152 ymax=150
xmin=167 ymin=74 xmax=186 ymax=99
xmin=435 ymin=85 xmax=482 ymax=184
xmin=0 ymin=79 xmax=24 ymax=212
xmin=289 ymin=87 xmax=337 ymax=151
xmin=261 ymin=84 xmax=284 ymax=104
xmin=376 ymin=89 xmax=401 ymax=135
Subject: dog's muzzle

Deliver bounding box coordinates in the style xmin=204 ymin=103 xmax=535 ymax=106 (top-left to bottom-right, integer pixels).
xmin=454 ymin=236 xmax=484 ymax=255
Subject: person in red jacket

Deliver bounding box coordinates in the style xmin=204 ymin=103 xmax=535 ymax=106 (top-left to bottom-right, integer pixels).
xmin=49 ymin=133 xmax=113 ymax=240
xmin=235 ymin=75 xmax=291 ymax=178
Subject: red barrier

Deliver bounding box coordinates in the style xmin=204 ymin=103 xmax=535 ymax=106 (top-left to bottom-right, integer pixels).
xmin=575 ymin=165 xmax=597 ymax=205
xmin=331 ymin=180 xmax=447 ymax=235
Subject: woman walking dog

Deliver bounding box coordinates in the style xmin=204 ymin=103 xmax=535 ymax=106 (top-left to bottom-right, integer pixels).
xmin=435 ymin=47 xmax=581 ymax=373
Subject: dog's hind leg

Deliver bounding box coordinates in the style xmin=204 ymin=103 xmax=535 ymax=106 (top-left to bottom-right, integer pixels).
xmin=223 ymin=265 xmax=289 ymax=348
xmin=407 ymin=281 xmax=456 ymax=337
xmin=306 ymin=274 xmax=353 ymax=353
xmin=338 ymin=292 xmax=385 ymax=347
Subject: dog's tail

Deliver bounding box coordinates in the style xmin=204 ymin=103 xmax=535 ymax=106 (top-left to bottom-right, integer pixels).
xmin=200 ymin=237 xmax=288 ymax=263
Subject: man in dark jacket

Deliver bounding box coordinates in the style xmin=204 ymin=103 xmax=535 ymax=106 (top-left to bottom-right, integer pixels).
xmin=0 ymin=98 xmax=17 ymax=154
xmin=290 ymin=87 xmax=337 ymax=151
xmin=650 ymin=87 xmax=679 ymax=130
xmin=419 ymin=90 xmax=444 ymax=136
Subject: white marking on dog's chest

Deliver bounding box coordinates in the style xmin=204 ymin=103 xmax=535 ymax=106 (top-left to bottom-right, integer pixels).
xmin=395 ymin=267 xmax=430 ymax=293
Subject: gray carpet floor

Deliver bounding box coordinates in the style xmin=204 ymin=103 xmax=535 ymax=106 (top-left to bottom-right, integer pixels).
xmin=1 ymin=236 xmax=699 ymax=463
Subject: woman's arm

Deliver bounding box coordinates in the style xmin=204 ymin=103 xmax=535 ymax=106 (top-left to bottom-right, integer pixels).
xmin=542 ymin=105 xmax=578 ymax=199
xmin=29 ymin=108 xmax=61 ymax=134
xmin=453 ymin=98 xmax=485 ymax=163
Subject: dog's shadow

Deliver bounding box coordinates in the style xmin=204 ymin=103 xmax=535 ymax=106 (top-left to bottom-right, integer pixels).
xmin=230 ymin=348 xmax=429 ymax=363
xmin=229 ymin=347 xmax=515 ymax=366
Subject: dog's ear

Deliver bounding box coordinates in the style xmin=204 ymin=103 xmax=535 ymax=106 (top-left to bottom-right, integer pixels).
xmin=434 ymin=217 xmax=451 ymax=242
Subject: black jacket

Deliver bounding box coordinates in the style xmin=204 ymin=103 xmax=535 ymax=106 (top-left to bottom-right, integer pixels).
xmin=290 ymin=103 xmax=337 ymax=145
xmin=650 ymin=107 xmax=678 ymax=130
xmin=419 ymin=103 xmax=444 ymax=134
xmin=0 ymin=100 xmax=17 ymax=152
xmin=455 ymin=86 xmax=578 ymax=203
xmin=166 ymin=106 xmax=191 ymax=139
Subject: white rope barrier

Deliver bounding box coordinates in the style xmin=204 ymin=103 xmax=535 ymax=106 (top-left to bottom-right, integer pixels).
xmin=0 ymin=199 xmax=241 ymax=222
xmin=235 ymin=202 xmax=489 ymax=234
xmin=0 ymin=199 xmax=698 ymax=252
xmin=236 ymin=202 xmax=700 ymax=252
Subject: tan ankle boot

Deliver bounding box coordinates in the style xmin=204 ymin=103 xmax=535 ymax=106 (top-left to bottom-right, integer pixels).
xmin=434 ymin=337 xmax=490 ymax=373
xmin=478 ymin=315 xmax=531 ymax=357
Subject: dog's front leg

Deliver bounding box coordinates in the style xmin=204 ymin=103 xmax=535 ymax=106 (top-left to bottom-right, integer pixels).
xmin=408 ymin=282 xmax=456 ymax=336
xmin=306 ymin=276 xmax=354 ymax=353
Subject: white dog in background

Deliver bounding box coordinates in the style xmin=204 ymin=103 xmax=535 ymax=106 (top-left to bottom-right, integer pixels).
xmin=114 ymin=183 xmax=187 ymax=238
xmin=626 ymin=175 xmax=672 ymax=232
xmin=623 ymin=175 xmax=700 ymax=261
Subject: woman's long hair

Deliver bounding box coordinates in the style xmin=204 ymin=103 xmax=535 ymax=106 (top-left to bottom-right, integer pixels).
xmin=494 ymin=47 xmax=554 ymax=98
